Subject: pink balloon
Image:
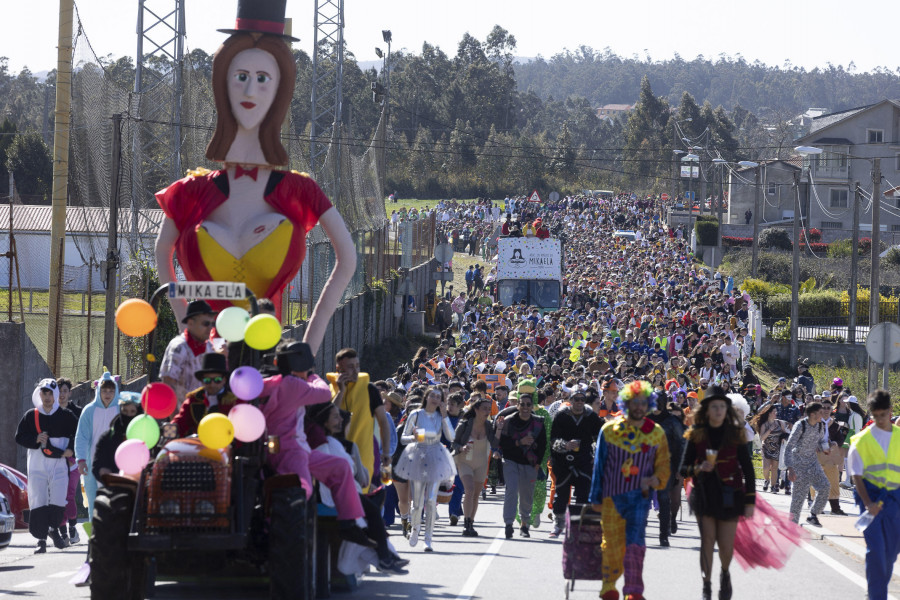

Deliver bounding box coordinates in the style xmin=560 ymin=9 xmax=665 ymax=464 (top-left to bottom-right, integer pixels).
xmin=229 ymin=366 xmax=264 ymax=401
xmin=228 ymin=403 xmax=266 ymax=442
xmin=115 ymin=439 xmax=150 ymax=475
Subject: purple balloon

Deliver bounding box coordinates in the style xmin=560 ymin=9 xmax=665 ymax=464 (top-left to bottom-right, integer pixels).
xmin=229 ymin=366 xmax=264 ymax=400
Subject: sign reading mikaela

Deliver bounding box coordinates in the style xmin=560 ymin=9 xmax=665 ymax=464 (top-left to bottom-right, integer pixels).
xmin=496 ymin=237 xmax=562 ymax=282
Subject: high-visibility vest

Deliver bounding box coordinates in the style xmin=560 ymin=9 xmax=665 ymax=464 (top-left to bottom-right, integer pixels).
xmin=851 ymin=425 xmax=900 ymax=490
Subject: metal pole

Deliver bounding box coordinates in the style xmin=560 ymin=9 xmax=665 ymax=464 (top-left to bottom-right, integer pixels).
xmin=717 ymin=164 xmax=724 ymax=245
xmin=86 ymin=257 xmax=92 ymax=381
xmin=848 ymin=183 xmax=860 ymax=345
xmin=869 ymin=159 xmax=882 ymax=391
xmin=47 ymin=0 xmax=74 ymax=375
xmin=790 ymin=171 xmax=801 ymax=367
xmin=751 ymin=167 xmax=761 ymax=277
xmin=883 ymin=329 xmax=890 ymax=390
xmin=103 ymin=114 xmax=123 ymax=371
xmin=8 ymin=172 xmax=13 ymax=322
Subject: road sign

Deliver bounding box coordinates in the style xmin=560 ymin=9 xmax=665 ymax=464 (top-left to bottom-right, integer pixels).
xmin=528 ymin=190 xmax=541 ymax=203
xmin=661 ymin=193 xmax=669 ymax=201
xmin=549 ymin=191 xmax=560 ymax=202
xmin=434 ymin=243 xmax=454 ymax=264
xmin=684 ymin=191 xmax=695 ymax=202
xmin=865 ymin=322 xmax=900 ymax=365
xmin=432 ymin=271 xmax=454 ymax=281
xmin=397 ymin=280 xmax=414 ymax=296
xmin=168 ymin=281 xmax=246 ymax=300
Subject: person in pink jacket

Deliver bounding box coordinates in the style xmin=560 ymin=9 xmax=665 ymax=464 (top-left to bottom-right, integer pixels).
xmin=260 ymin=341 xmax=374 ymax=548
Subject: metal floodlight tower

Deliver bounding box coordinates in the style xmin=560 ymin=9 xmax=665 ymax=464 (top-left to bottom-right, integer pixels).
xmin=310 ymin=0 xmax=345 ymax=199
xmin=132 ymin=0 xmax=186 ymax=247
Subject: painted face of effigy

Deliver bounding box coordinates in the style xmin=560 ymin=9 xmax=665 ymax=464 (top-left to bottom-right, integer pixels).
xmin=227 ymin=48 xmax=280 ymax=131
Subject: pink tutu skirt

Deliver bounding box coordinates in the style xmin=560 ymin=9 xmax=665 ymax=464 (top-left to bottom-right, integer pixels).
xmin=733 ymin=495 xmax=808 ymax=570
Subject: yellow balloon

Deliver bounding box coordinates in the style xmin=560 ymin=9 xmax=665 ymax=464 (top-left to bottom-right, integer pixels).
xmin=115 ymin=298 xmax=157 ymax=337
xmin=197 ymin=413 xmax=234 ymax=450
xmin=244 ymin=314 xmax=282 ymax=350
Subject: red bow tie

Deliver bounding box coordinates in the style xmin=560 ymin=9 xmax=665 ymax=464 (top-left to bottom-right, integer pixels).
xmin=235 ymin=165 xmax=259 ymax=181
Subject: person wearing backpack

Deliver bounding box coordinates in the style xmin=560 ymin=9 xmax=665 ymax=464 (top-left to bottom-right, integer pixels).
xmin=783 ymin=401 xmax=830 ymax=526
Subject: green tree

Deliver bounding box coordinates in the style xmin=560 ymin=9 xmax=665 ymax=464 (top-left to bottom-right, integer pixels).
xmin=623 ymin=75 xmax=669 ymax=181
xmin=549 ymin=123 xmax=577 ymax=183
xmin=0 ymin=118 xmax=17 ymax=197
xmin=6 ymin=131 xmax=52 ymax=204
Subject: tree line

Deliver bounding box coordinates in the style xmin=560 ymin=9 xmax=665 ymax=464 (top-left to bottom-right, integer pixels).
xmin=2 ymin=26 xmax=900 ymax=202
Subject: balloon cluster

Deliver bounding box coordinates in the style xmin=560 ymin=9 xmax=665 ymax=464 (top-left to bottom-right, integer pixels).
xmin=114 ymin=375 xmax=268 ymax=474
xmin=115 ymin=301 xmax=281 ymax=351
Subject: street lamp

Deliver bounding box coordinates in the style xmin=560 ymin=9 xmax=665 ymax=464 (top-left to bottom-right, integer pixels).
xmin=792 ymin=146 xmax=823 ymax=368
xmin=738 ymin=160 xmax=761 ymax=277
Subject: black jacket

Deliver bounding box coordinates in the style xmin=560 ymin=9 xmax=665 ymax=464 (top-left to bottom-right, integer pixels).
xmin=549 ymin=407 xmax=603 ymax=469
xmin=92 ymin=411 xmax=142 ymax=480
xmin=15 ymin=407 xmax=77 ymax=458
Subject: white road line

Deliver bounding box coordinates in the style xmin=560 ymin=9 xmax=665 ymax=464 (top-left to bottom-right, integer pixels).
xmin=12 ymin=580 xmax=45 ymax=588
xmin=800 ymin=540 xmax=898 ymax=600
xmin=455 ymin=531 xmax=505 ymax=600
xmin=48 ymin=570 xmax=77 ymax=578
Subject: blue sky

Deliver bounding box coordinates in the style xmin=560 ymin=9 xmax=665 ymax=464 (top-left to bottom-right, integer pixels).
xmin=2 ymin=0 xmax=895 ymax=76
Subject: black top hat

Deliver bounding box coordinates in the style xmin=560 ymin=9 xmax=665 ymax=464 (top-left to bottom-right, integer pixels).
xmin=182 ymin=300 xmax=218 ymax=324
xmin=219 ymin=0 xmax=300 ymax=42
xmin=195 ymin=353 xmax=229 ymax=380
xmin=700 ymin=384 xmax=731 ymax=406
xmin=275 ymin=341 xmax=315 ymax=375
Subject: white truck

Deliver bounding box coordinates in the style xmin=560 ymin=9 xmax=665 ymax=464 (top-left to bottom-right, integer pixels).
xmin=495 ymin=237 xmax=563 ymax=310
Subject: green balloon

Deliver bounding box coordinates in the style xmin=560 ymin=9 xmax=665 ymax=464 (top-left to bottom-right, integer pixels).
xmin=126 ymin=414 xmax=160 ymax=448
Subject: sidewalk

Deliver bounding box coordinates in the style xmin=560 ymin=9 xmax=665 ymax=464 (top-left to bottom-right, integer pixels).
xmin=757 ymin=480 xmax=899 ymax=570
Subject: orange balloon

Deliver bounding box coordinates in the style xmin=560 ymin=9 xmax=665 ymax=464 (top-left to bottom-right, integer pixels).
xmin=115 ymin=298 xmax=158 ymax=337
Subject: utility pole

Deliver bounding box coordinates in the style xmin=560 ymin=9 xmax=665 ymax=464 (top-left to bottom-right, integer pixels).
xmin=790 ymin=170 xmax=801 ymax=368
xmin=102 ymin=114 xmax=122 ymax=371
xmin=848 ymin=182 xmax=861 ymax=345
xmin=751 ymin=167 xmax=761 ymax=277
xmin=47 ymin=0 xmax=74 ymax=375
xmin=868 ymin=158 xmax=882 ymax=391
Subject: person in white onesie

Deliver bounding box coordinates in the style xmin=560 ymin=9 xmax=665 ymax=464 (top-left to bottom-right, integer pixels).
xmin=15 ymin=378 xmax=78 ymax=553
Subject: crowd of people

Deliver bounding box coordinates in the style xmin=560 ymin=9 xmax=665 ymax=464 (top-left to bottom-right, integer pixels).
xmin=12 ymin=191 xmax=900 ymax=600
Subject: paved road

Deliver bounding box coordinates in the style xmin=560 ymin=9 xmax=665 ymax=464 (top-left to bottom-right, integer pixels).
xmin=1 ymin=483 xmax=898 ymax=599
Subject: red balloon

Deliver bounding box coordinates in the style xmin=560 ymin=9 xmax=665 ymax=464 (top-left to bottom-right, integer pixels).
xmin=141 ymin=382 xmax=177 ymax=419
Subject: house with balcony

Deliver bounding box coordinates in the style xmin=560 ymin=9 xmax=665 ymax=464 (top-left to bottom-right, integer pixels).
xmin=792 ymin=99 xmax=900 ymax=238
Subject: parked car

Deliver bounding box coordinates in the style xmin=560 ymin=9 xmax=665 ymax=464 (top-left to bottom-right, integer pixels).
xmin=0 ymin=492 xmax=14 ymax=550
xmin=0 ymin=463 xmax=28 ymax=529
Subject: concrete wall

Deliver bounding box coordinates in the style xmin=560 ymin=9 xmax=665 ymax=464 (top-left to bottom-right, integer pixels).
xmin=761 ymin=337 xmax=870 ymax=368
xmin=0 ymin=322 xmax=54 ymax=471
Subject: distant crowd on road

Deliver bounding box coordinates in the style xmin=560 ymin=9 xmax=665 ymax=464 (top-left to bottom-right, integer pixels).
xmin=13 ymin=190 xmax=900 ymax=600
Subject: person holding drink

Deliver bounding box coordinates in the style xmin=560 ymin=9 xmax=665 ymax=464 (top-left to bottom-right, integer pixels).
xmin=395 ymin=388 xmax=457 ymax=551
xmin=681 ymin=385 xmax=756 ymax=600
